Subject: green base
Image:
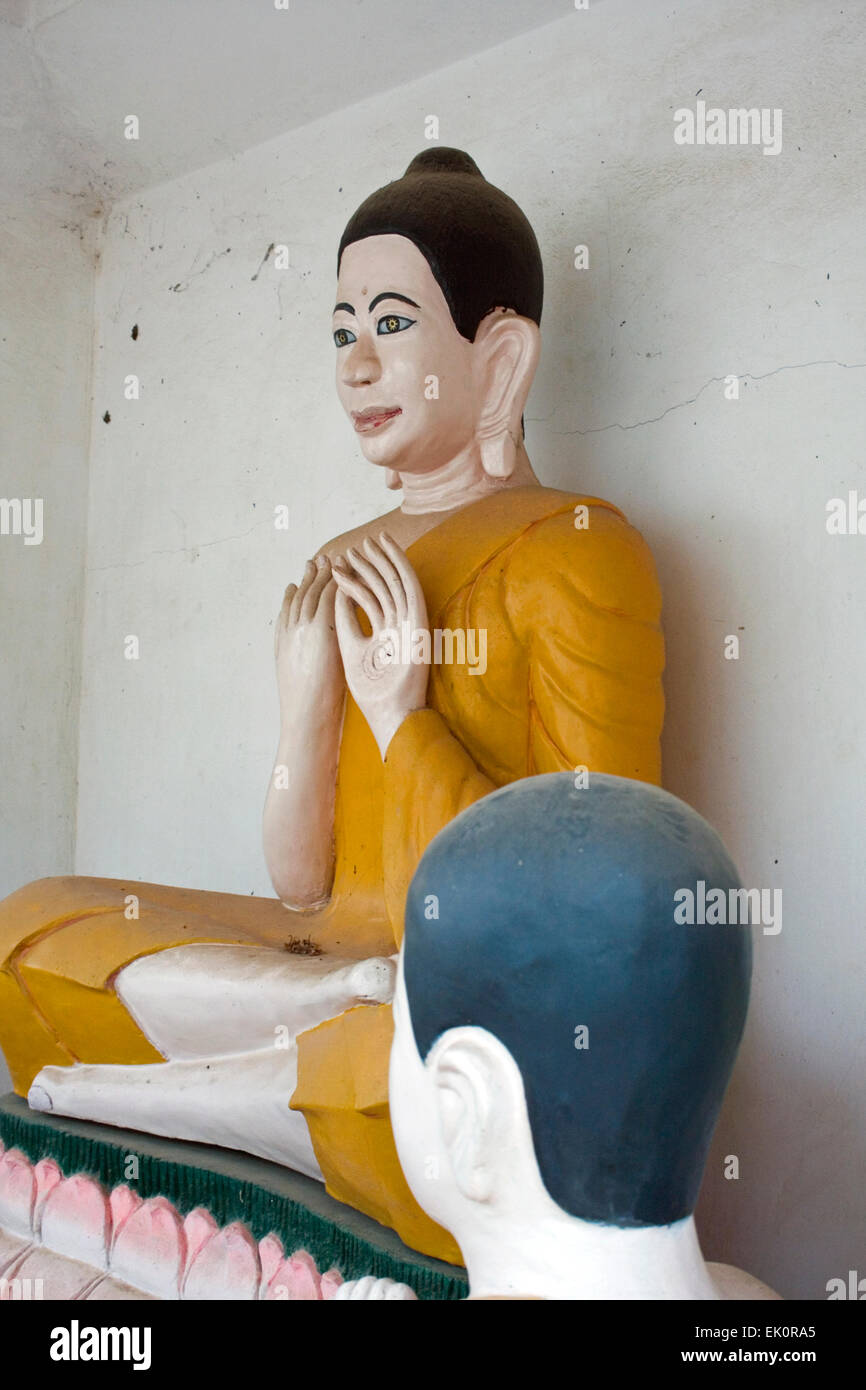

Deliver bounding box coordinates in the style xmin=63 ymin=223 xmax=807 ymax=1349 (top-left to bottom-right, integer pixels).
xmin=0 ymin=1092 xmax=467 ymax=1300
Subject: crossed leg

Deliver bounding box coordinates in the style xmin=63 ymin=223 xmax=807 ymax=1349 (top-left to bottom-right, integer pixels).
xmin=28 ymin=943 xmax=396 ymax=1180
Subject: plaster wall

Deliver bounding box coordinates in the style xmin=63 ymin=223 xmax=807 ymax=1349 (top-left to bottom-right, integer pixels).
xmin=0 ymin=204 xmax=95 ymax=1092
xmin=69 ymin=0 xmax=865 ymax=1299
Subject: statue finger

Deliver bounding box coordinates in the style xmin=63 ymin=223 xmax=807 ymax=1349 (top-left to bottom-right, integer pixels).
xmin=279 ymin=582 xmax=298 ymax=624
xmin=366 ymin=1278 xmax=395 ymax=1300
xmin=332 ymin=564 xmax=384 ymax=630
xmin=361 ymin=536 xmax=404 ymax=614
xmin=383 ymin=1281 xmax=417 ymax=1300
xmin=347 ymin=1275 xmax=378 ymax=1300
xmin=313 ymin=575 xmax=338 ymax=623
xmin=276 ymin=584 xmax=298 ymax=655
xmin=289 ymin=561 xmax=316 ymax=623
xmin=377 ymin=532 xmax=427 ymax=619
xmin=300 ymin=556 xmax=332 ymax=621
xmin=333 ymin=586 xmax=366 ymax=655
xmin=345 ymin=545 xmax=397 ymax=625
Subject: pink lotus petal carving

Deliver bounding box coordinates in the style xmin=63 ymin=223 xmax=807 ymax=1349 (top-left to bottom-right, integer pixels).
xmin=266 ymin=1247 xmax=321 ymax=1301
xmin=110 ymin=1195 xmax=185 ymax=1300
xmin=320 ymin=1267 xmax=344 ymax=1299
xmin=257 ymin=1232 xmax=285 ymax=1295
xmin=33 ymin=1158 xmax=62 ymax=1233
xmin=0 ymin=1151 xmax=392 ymax=1301
xmin=181 ymin=1206 xmax=219 ymax=1289
xmin=40 ymin=1174 xmax=110 ymax=1269
xmin=0 ymin=1149 xmax=36 ymax=1239
xmin=184 ymin=1220 xmax=259 ymax=1301
xmin=108 ymin=1184 xmax=143 ymax=1250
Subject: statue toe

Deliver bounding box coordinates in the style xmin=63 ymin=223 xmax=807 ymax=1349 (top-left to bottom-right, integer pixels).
xmin=28 ymin=1083 xmax=53 ymax=1113
xmin=347 ymin=956 xmax=396 ymax=1005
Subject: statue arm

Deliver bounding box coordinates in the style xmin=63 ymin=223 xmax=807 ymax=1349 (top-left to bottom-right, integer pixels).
xmin=263 ymin=696 xmax=344 ymax=910
xmin=263 ymin=560 xmax=346 ymax=910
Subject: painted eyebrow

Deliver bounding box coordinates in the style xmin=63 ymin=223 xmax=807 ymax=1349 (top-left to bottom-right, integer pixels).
xmin=368 ymin=291 xmax=420 ymax=313
xmin=332 ymin=292 xmax=420 ymax=317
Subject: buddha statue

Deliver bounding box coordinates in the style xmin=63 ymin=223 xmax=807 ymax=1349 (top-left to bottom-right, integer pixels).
xmin=0 ymin=149 xmax=664 ymax=1264
xmin=384 ymin=773 xmax=779 ymax=1300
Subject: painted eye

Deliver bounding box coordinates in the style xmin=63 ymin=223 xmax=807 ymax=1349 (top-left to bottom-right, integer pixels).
xmin=377 ymin=314 xmax=415 ymax=335
xmin=333 ymin=327 xmax=357 ymax=347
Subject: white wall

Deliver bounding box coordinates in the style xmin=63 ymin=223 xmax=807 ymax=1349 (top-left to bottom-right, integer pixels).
xmin=12 ymin=0 xmax=864 ymax=1297
xmin=0 ymin=208 xmax=94 ymax=892
xmin=0 ymin=203 xmax=96 ymax=1094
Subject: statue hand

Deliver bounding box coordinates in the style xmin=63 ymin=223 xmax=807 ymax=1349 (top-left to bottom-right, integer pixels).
xmin=332 ymin=533 xmax=429 ymax=758
xmin=275 ymin=556 xmax=344 ymax=727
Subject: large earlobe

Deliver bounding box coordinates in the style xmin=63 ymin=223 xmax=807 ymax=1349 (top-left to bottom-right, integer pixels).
xmin=474 ymin=314 xmax=541 ymax=480
xmin=479 ymin=429 xmax=518 ymax=481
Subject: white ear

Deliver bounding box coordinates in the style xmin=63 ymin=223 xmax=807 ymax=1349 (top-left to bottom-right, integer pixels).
xmin=434 ymin=1045 xmax=492 ymax=1203
xmin=429 ymin=1030 xmax=520 ymax=1206
xmin=473 ymin=314 xmax=540 ymax=479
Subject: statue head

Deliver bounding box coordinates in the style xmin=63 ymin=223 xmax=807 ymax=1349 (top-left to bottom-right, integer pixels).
xmin=390 ymin=773 xmax=752 ymax=1285
xmin=334 ymin=149 xmax=543 ymax=486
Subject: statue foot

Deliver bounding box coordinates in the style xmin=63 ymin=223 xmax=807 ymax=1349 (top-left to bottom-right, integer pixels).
xmin=27 ymin=1084 xmax=53 ymax=1113
xmin=116 ymin=943 xmax=397 ymax=1061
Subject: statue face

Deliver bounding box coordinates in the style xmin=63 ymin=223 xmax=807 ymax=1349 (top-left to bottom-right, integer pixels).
xmin=334 ymin=234 xmax=478 ymax=475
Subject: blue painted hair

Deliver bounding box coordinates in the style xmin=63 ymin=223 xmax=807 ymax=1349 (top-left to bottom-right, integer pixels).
xmin=403 ymin=773 xmax=752 ymax=1228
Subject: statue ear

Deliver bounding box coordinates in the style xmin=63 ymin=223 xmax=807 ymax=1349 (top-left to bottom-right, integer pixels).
xmin=431 ymin=1040 xmax=493 ymax=1203
xmin=473 ymin=313 xmax=540 ymax=479
xmin=429 ymin=1029 xmax=521 ymax=1205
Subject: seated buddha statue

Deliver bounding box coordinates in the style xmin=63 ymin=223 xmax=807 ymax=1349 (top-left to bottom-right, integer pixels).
xmin=0 ymin=149 xmax=665 ymax=1264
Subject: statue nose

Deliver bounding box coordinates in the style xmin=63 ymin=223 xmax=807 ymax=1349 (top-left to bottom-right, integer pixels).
xmin=342 ymin=336 xmax=381 ymax=385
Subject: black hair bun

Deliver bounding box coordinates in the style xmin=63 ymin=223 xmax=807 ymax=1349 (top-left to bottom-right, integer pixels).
xmin=403 ymin=148 xmax=483 ymax=178
xmin=339 ymin=147 xmax=543 ymax=340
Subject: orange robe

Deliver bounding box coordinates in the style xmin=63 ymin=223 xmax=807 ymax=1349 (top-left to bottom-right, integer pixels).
xmin=0 ymin=485 xmax=664 ymax=1263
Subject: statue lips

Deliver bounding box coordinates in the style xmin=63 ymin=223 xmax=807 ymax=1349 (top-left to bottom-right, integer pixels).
xmin=352 ymin=406 xmax=402 ymax=433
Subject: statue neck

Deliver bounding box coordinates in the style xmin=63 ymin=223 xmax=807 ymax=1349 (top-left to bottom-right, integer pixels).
xmin=461 ymin=1213 xmax=720 ymax=1302
xmin=396 ymin=439 xmax=540 ymax=517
